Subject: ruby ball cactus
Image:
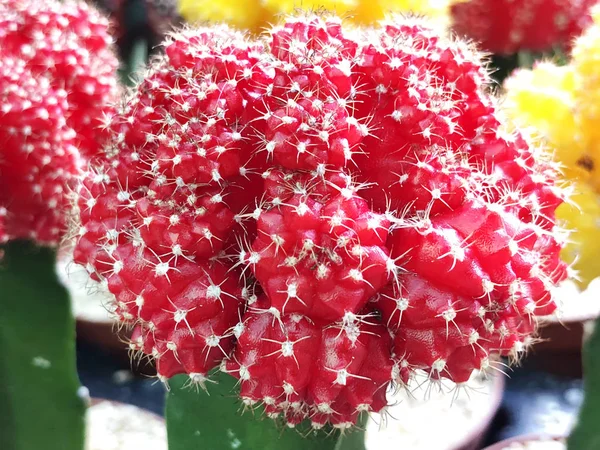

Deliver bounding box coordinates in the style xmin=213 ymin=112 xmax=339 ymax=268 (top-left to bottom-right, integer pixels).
xmin=0 ymin=0 xmax=118 ymax=245
xmin=73 ymin=14 xmax=569 ymax=430
xmin=451 ymin=0 xmax=597 ymax=55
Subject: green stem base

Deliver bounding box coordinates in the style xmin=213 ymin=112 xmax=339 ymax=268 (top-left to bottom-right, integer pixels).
xmin=0 ymin=241 xmax=86 ymax=450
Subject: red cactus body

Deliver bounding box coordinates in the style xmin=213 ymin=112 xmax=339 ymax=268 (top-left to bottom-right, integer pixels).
xmin=451 ymin=0 xmax=596 ymax=55
xmin=73 ymin=14 xmax=568 ymax=428
xmin=0 ymin=0 xmax=118 ymax=245
xmin=0 ymin=0 xmax=118 ymax=158
xmin=0 ymin=60 xmax=79 ymax=244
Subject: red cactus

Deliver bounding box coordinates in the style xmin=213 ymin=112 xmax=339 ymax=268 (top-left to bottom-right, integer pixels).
xmin=73 ymin=14 xmax=568 ymax=428
xmin=0 ymin=0 xmax=118 ymax=245
xmin=0 ymin=0 xmax=118 ymax=158
xmin=451 ymin=0 xmax=596 ymax=55
xmin=0 ymin=60 xmax=80 ymax=245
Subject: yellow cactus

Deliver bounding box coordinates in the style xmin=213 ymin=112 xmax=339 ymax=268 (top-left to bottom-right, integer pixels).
xmin=503 ymin=62 xmax=585 ymax=180
xmin=261 ymin=0 xmax=359 ymax=20
xmin=353 ymin=0 xmax=451 ymax=25
xmin=557 ymin=182 xmax=600 ymax=289
xmin=501 ymin=54 xmax=600 ymax=288
xmin=178 ymin=0 xmax=269 ymax=31
xmin=178 ymin=0 xmax=453 ymax=30
xmin=572 ymin=4 xmax=600 ymax=191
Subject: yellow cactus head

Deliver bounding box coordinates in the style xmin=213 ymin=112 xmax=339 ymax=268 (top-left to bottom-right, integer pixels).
xmin=557 ymin=182 xmax=600 ymax=289
xmin=572 ymin=3 xmax=600 ymax=182
xmin=177 ymin=0 xmax=454 ymax=31
xmin=178 ymin=0 xmax=269 ymax=31
xmin=353 ymin=0 xmax=452 ymax=26
xmin=261 ymin=0 xmax=359 ymax=21
xmin=502 ymin=61 xmax=587 ymax=181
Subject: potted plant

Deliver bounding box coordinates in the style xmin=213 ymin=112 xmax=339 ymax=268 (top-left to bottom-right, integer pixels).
xmin=0 ymin=3 xmax=588 ymax=450
xmin=70 ymin=7 xmax=570 ymax=450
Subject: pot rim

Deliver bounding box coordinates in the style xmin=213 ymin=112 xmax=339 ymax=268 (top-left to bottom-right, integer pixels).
xmin=452 ymin=373 xmax=506 ymax=450
xmin=482 ymin=433 xmax=565 ymax=449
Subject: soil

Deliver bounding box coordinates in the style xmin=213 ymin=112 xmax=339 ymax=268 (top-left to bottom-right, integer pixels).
xmin=86 ymin=400 xmax=167 ymax=450
xmin=365 ymin=371 xmax=502 ymax=450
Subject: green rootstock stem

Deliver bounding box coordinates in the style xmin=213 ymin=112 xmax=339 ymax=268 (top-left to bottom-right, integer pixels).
xmin=568 ymin=319 xmax=600 ymax=449
xmin=166 ymin=372 xmax=367 ymax=450
xmin=118 ymin=38 xmax=148 ymax=86
xmin=0 ymin=241 xmax=86 ymax=450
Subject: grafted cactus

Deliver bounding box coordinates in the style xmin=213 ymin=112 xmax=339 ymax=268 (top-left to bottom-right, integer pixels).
xmin=72 ymin=13 xmax=568 ymax=431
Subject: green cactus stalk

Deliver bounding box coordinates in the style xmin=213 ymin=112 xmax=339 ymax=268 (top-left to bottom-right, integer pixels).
xmin=166 ymin=373 xmax=366 ymax=450
xmin=0 ymin=241 xmax=86 ymax=450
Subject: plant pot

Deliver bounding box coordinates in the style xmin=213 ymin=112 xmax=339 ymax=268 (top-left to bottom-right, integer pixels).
xmin=483 ymin=434 xmax=565 ymax=449
xmin=87 ymin=398 xmax=166 ymax=450
xmin=365 ymin=371 xmax=505 ymax=450
xmin=523 ymin=279 xmax=600 ymax=377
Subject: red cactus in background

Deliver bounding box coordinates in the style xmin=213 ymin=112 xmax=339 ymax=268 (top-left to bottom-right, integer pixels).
xmin=0 ymin=0 xmax=118 ymax=245
xmin=451 ymin=0 xmax=596 ymax=54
